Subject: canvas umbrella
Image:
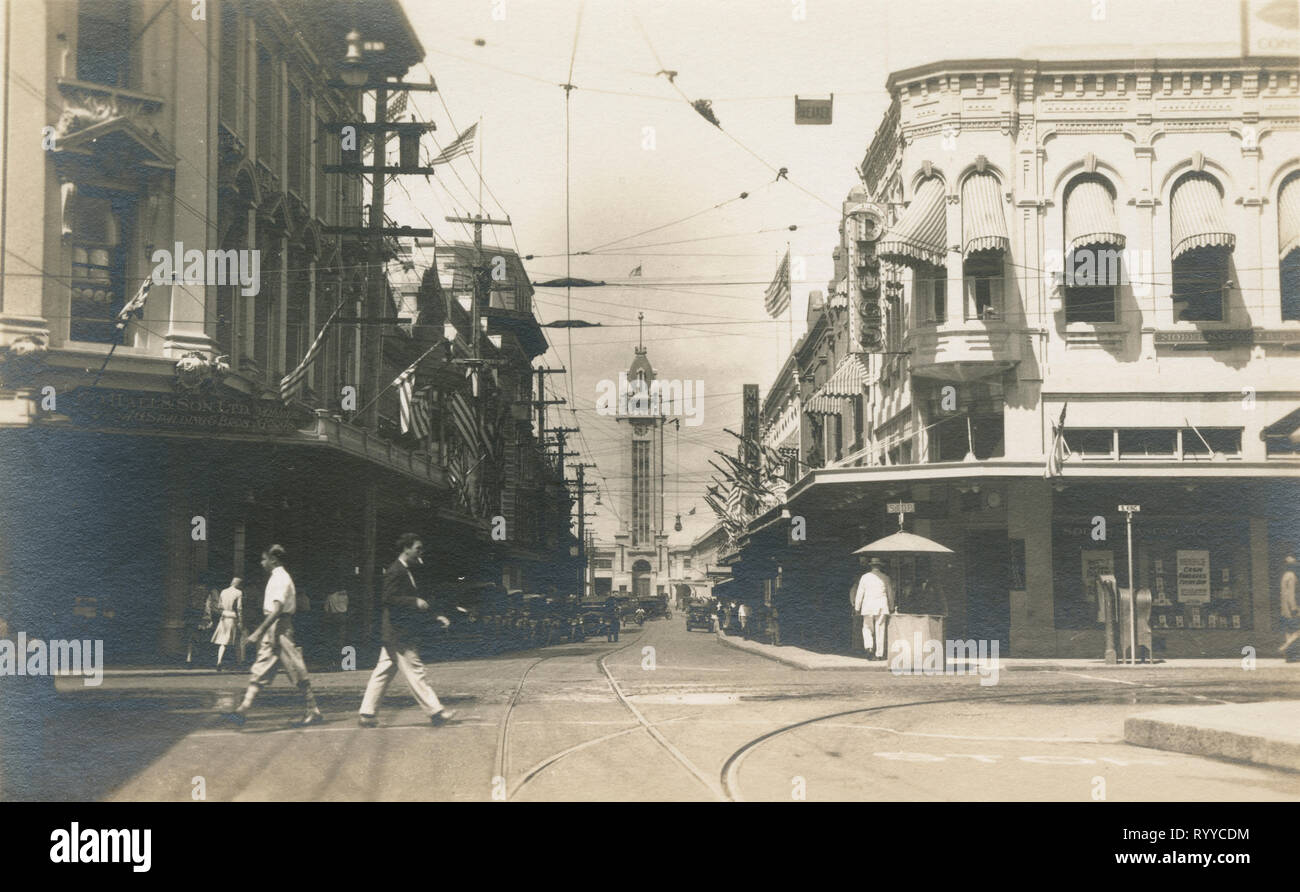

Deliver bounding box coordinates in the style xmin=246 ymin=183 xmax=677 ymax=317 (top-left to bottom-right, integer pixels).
xmin=853 ymin=530 xmax=953 ymax=555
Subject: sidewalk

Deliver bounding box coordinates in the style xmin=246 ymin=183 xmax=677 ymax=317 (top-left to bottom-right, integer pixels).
xmin=1125 ymin=702 xmax=1300 ymax=772
xmin=713 ymin=630 xmax=1294 ymax=673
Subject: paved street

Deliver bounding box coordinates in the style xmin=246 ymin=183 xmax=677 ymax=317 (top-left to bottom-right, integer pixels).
xmin=24 ymin=619 xmax=1300 ymax=802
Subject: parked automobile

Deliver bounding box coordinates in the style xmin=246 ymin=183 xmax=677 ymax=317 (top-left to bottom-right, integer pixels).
xmin=685 ymin=604 xmax=713 ymax=632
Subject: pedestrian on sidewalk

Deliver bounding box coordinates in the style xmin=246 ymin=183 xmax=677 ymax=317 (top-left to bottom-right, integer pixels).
xmin=210 ymin=577 xmax=243 ymax=671
xmin=1280 ymin=555 xmax=1300 ymax=662
xmin=184 ymin=583 xmax=212 ymax=667
xmin=358 ymin=534 xmax=455 ymax=728
xmin=224 ymin=545 xmax=323 ymax=727
xmin=737 ymin=602 xmax=750 ymax=635
xmin=853 ymin=556 xmax=895 ymax=660
xmin=605 ymin=598 xmax=620 ymax=642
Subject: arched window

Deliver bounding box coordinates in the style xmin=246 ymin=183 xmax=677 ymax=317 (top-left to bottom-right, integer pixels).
xmin=1170 ymin=173 xmax=1235 ymax=322
xmin=1278 ymin=172 xmax=1300 ymax=321
xmin=961 ymin=170 xmax=1009 ymax=320
xmin=1063 ymin=175 xmax=1124 ymax=323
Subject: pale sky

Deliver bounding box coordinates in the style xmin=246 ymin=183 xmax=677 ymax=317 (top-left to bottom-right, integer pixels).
xmin=389 ymin=0 xmax=1254 ymax=542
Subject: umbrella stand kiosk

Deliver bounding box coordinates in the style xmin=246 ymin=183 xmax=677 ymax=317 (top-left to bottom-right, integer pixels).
xmin=853 ymin=525 xmax=955 ymax=673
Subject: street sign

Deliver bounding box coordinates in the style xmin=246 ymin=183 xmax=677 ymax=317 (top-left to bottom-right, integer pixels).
xmin=795 ymin=95 xmax=833 ymax=125
xmin=887 ymin=502 xmax=916 ymax=513
xmin=1118 ymin=504 xmax=1141 ymax=512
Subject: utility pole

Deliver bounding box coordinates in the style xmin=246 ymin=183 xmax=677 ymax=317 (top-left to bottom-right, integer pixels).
xmin=365 ymin=86 xmax=388 ymax=431
xmin=444 ymin=213 xmax=511 ymax=377
xmin=533 ymin=367 xmax=566 ymax=439
xmin=549 ymin=427 xmax=579 ymax=478
xmin=571 ymin=462 xmax=598 ymax=600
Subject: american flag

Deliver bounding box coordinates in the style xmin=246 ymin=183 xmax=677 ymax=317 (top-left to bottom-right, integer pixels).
xmin=280 ymin=300 xmax=344 ymax=403
xmin=448 ymin=389 xmax=481 ymax=453
xmin=429 ymin=123 xmax=477 ymax=166
xmin=400 ymin=379 xmax=434 ymax=440
xmin=115 ymin=278 xmax=151 ymax=331
xmin=1044 ymin=402 xmax=1069 ymax=479
xmin=763 ymin=249 xmax=791 ymax=318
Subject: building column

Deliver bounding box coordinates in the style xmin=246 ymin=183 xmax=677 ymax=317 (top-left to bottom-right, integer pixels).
xmin=1008 ymin=478 xmax=1055 ymax=656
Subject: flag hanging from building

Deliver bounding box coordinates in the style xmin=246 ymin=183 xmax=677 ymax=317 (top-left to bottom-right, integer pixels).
xmin=115 ymin=278 xmax=151 ymax=331
xmin=764 ymin=249 xmax=791 ymax=317
xmin=400 ymin=379 xmax=434 ymax=440
xmin=429 ymin=122 xmax=477 ymax=166
xmin=1044 ymin=402 xmax=1069 ymax=479
xmin=448 ymin=389 xmax=482 ymax=453
xmin=280 ymin=300 xmax=345 ymax=403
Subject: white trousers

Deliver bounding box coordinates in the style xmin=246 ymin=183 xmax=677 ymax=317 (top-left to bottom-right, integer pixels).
xmin=862 ymin=614 xmax=888 ymax=654
xmin=359 ymin=646 xmax=444 ymax=717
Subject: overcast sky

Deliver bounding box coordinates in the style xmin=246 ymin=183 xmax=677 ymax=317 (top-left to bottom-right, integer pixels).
xmin=390 ymin=0 xmax=1251 ymax=543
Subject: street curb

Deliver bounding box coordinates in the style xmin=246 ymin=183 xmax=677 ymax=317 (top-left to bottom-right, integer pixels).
xmin=712 ymin=629 xmax=876 ymax=671
xmin=1124 ymin=705 xmax=1300 ymax=773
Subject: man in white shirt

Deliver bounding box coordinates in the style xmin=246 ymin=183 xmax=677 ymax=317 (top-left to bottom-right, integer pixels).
xmin=225 ymin=545 xmax=322 ymax=727
xmin=852 ymin=556 xmax=895 ymax=659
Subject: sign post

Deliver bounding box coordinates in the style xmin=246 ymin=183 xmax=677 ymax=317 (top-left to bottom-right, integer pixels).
xmin=886 ymin=501 xmax=916 ymax=529
xmin=1118 ymin=505 xmax=1141 ymax=664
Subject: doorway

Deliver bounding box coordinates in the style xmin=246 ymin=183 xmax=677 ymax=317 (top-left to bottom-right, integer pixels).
xmin=632 ymin=560 xmax=652 ymax=598
xmin=965 ymin=528 xmax=1010 ymax=654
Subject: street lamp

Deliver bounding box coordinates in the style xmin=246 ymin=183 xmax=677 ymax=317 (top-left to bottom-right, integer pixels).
xmin=339 ymin=30 xmax=369 ymax=87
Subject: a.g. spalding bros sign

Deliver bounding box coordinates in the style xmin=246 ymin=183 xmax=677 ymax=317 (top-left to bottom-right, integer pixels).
xmin=55 ymin=388 xmax=305 ymax=436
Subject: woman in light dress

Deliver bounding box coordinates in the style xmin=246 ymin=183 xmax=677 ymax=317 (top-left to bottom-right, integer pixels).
xmin=210 ymin=577 xmax=243 ymax=670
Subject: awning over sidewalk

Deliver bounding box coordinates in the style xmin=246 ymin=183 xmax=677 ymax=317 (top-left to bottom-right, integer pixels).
xmin=1171 ymin=174 xmax=1235 ymax=260
xmin=804 ymin=393 xmax=843 ymax=416
xmin=1262 ymin=406 xmax=1300 ymax=444
xmin=879 ymin=176 xmax=947 ymax=268
xmin=820 ymin=355 xmax=869 ymax=399
xmin=961 ymin=172 xmax=1010 ymax=257
xmin=1065 ymin=178 xmax=1126 ymax=254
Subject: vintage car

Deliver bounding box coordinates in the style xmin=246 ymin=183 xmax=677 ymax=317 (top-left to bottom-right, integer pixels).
xmin=685 ymin=604 xmax=714 ymax=632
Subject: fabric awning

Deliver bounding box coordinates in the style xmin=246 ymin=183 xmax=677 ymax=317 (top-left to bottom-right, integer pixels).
xmin=804 ymin=393 xmax=843 ymax=416
xmin=820 ymin=355 xmax=869 ymax=399
xmin=879 ymin=177 xmax=947 ymax=268
xmin=1171 ymin=174 xmax=1236 ymax=260
xmin=1262 ymin=407 xmax=1300 ymax=444
xmin=961 ymin=172 xmax=1010 ymax=257
xmin=1280 ymin=175 xmax=1300 ymax=259
xmin=1065 ymin=179 xmax=1126 ymax=254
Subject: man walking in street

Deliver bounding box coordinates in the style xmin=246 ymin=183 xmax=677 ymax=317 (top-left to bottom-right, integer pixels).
xmin=1280 ymin=554 xmax=1299 ymax=662
xmin=605 ymin=598 xmax=620 ymax=642
xmin=225 ymin=545 xmax=323 ymax=727
xmin=358 ymin=534 xmax=455 ymax=727
xmin=737 ymin=601 xmax=750 ymax=635
xmin=853 ymin=556 xmax=895 ymax=660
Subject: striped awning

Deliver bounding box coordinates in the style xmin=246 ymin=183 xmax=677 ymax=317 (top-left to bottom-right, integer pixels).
xmin=879 ymin=177 xmax=947 ymax=268
xmin=1171 ymin=174 xmax=1236 ymax=260
xmin=820 ymin=355 xmax=869 ymax=399
xmin=1065 ymin=179 xmax=1126 ymax=254
xmin=1280 ymin=175 xmax=1300 ymax=260
xmin=804 ymin=393 xmax=843 ymax=416
xmin=961 ymin=172 xmax=1010 ymax=257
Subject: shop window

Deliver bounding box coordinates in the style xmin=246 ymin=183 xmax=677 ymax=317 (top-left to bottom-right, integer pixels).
xmin=78 ymin=0 xmax=131 ymax=87
xmin=1181 ymin=427 xmax=1242 ymax=458
xmin=918 ymin=265 xmax=946 ymax=323
xmin=1064 ymin=428 xmax=1114 ymax=458
xmin=1118 ymin=428 xmax=1176 ymax=458
xmin=963 ymin=252 xmax=1003 ymax=320
xmin=68 ymin=189 xmax=134 ymax=344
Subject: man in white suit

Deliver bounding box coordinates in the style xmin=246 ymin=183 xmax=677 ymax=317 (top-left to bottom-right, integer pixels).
xmin=852 ymin=556 xmax=895 ymax=659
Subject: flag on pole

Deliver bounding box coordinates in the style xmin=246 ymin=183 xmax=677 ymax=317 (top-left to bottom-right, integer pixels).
xmin=280 ymin=300 xmax=345 ymax=402
xmin=628 ymin=264 xmax=643 ymax=277
xmin=764 ymin=249 xmax=791 ymax=318
xmin=1044 ymin=402 xmax=1069 ymax=479
xmin=429 ymin=122 xmax=477 ymax=166
xmin=115 ymin=278 xmax=151 ymax=331
xmin=448 ymin=389 xmax=481 ymax=453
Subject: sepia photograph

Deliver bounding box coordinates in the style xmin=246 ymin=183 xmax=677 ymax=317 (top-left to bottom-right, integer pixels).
xmin=0 ymin=0 xmax=1297 ymax=868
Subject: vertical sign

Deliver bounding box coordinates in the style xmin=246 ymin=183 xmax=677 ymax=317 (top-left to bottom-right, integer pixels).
xmin=742 ymin=384 xmax=760 ymax=472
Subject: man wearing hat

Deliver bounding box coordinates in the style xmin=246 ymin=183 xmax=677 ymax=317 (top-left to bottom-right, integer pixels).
xmin=852 ymin=556 xmax=895 ymax=659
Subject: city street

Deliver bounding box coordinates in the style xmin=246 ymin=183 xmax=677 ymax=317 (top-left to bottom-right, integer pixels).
xmin=30 ymin=618 xmax=1300 ymax=803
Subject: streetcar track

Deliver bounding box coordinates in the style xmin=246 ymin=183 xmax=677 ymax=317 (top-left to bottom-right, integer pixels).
xmin=718 ymin=681 xmax=1243 ymax=802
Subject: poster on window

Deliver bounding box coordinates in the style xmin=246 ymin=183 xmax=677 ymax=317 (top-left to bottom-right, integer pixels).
xmin=1176 ymin=550 xmax=1211 ymax=605
xmin=1081 ymin=549 xmax=1114 ymax=621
